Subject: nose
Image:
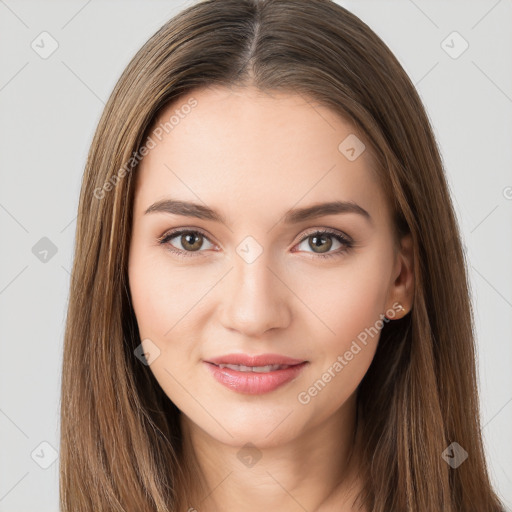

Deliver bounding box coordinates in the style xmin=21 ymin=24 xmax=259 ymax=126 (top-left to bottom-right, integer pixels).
xmin=218 ymin=253 xmax=292 ymax=338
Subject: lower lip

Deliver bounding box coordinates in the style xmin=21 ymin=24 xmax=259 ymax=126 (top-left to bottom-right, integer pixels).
xmin=203 ymin=361 xmax=309 ymax=395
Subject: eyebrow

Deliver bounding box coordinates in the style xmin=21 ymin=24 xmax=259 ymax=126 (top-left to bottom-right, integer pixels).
xmin=144 ymin=198 xmax=372 ymax=226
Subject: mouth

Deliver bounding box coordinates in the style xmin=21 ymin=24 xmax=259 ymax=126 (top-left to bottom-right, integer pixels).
xmin=205 ymin=352 xmax=307 ymax=368
xmin=212 ymin=363 xmax=297 ymax=373
xmin=203 ymin=355 xmax=309 ymax=395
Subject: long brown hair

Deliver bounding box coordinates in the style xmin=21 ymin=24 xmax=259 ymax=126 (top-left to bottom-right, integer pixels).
xmin=59 ymin=0 xmax=505 ymax=510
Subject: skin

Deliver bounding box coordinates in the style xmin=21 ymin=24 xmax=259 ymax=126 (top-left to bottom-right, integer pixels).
xmin=128 ymin=85 xmax=414 ymax=511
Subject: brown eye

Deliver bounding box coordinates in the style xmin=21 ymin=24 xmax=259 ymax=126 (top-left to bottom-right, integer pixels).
xmin=295 ymin=229 xmax=353 ymax=259
xmin=159 ymin=229 xmax=215 ymax=256
xmin=179 ymin=232 xmax=203 ymax=251
xmin=307 ymin=233 xmax=333 ymax=253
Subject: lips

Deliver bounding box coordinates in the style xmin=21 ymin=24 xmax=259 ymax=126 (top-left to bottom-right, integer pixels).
xmin=216 ymin=363 xmax=289 ymax=373
xmin=203 ymin=353 xmax=309 ymax=394
xmin=206 ymin=353 xmax=307 ymax=367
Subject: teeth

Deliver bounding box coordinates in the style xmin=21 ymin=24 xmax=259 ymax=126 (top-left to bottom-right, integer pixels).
xmin=217 ymin=363 xmax=290 ymax=372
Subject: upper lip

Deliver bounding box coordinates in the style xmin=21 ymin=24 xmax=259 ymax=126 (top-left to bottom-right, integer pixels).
xmin=206 ymin=353 xmax=307 ymax=367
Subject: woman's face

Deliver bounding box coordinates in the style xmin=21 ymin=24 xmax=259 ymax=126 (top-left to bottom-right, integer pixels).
xmin=128 ymin=85 xmax=412 ymax=447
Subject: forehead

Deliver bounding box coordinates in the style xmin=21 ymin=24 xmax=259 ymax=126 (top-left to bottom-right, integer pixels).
xmin=133 ymin=85 xmax=389 ymax=227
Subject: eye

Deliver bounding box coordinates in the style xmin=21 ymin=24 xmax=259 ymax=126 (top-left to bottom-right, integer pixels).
xmin=293 ymin=229 xmax=353 ymax=259
xmin=157 ymin=228 xmax=215 ymax=257
xmin=158 ymin=228 xmax=353 ymax=260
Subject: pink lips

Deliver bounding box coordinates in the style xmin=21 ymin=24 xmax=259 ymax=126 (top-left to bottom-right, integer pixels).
xmin=206 ymin=353 xmax=306 ymax=367
xmin=204 ymin=353 xmax=309 ymax=395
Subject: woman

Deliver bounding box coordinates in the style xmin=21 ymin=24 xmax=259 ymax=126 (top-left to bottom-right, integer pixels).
xmin=59 ymin=0 xmax=506 ymax=510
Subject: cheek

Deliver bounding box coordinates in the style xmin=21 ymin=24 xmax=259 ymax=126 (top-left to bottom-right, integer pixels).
xmin=297 ymin=249 xmax=392 ymax=344
xmin=127 ymin=245 xmax=214 ymax=358
xmin=128 ymin=250 xmax=201 ymax=399
xmin=294 ymin=249 xmax=392 ymax=403
xmin=127 ymin=239 xmax=186 ymax=345
xmin=296 ymin=297 xmax=383 ymax=422
xmin=128 ymin=256 xmax=164 ymax=339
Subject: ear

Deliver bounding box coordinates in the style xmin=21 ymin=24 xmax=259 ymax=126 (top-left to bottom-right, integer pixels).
xmin=386 ymin=233 xmax=414 ymax=318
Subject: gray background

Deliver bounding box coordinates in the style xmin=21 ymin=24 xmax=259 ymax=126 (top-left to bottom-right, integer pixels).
xmin=0 ymin=0 xmax=511 ymax=510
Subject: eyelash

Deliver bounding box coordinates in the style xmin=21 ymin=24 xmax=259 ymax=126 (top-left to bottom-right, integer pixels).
xmin=157 ymin=228 xmax=354 ymax=260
